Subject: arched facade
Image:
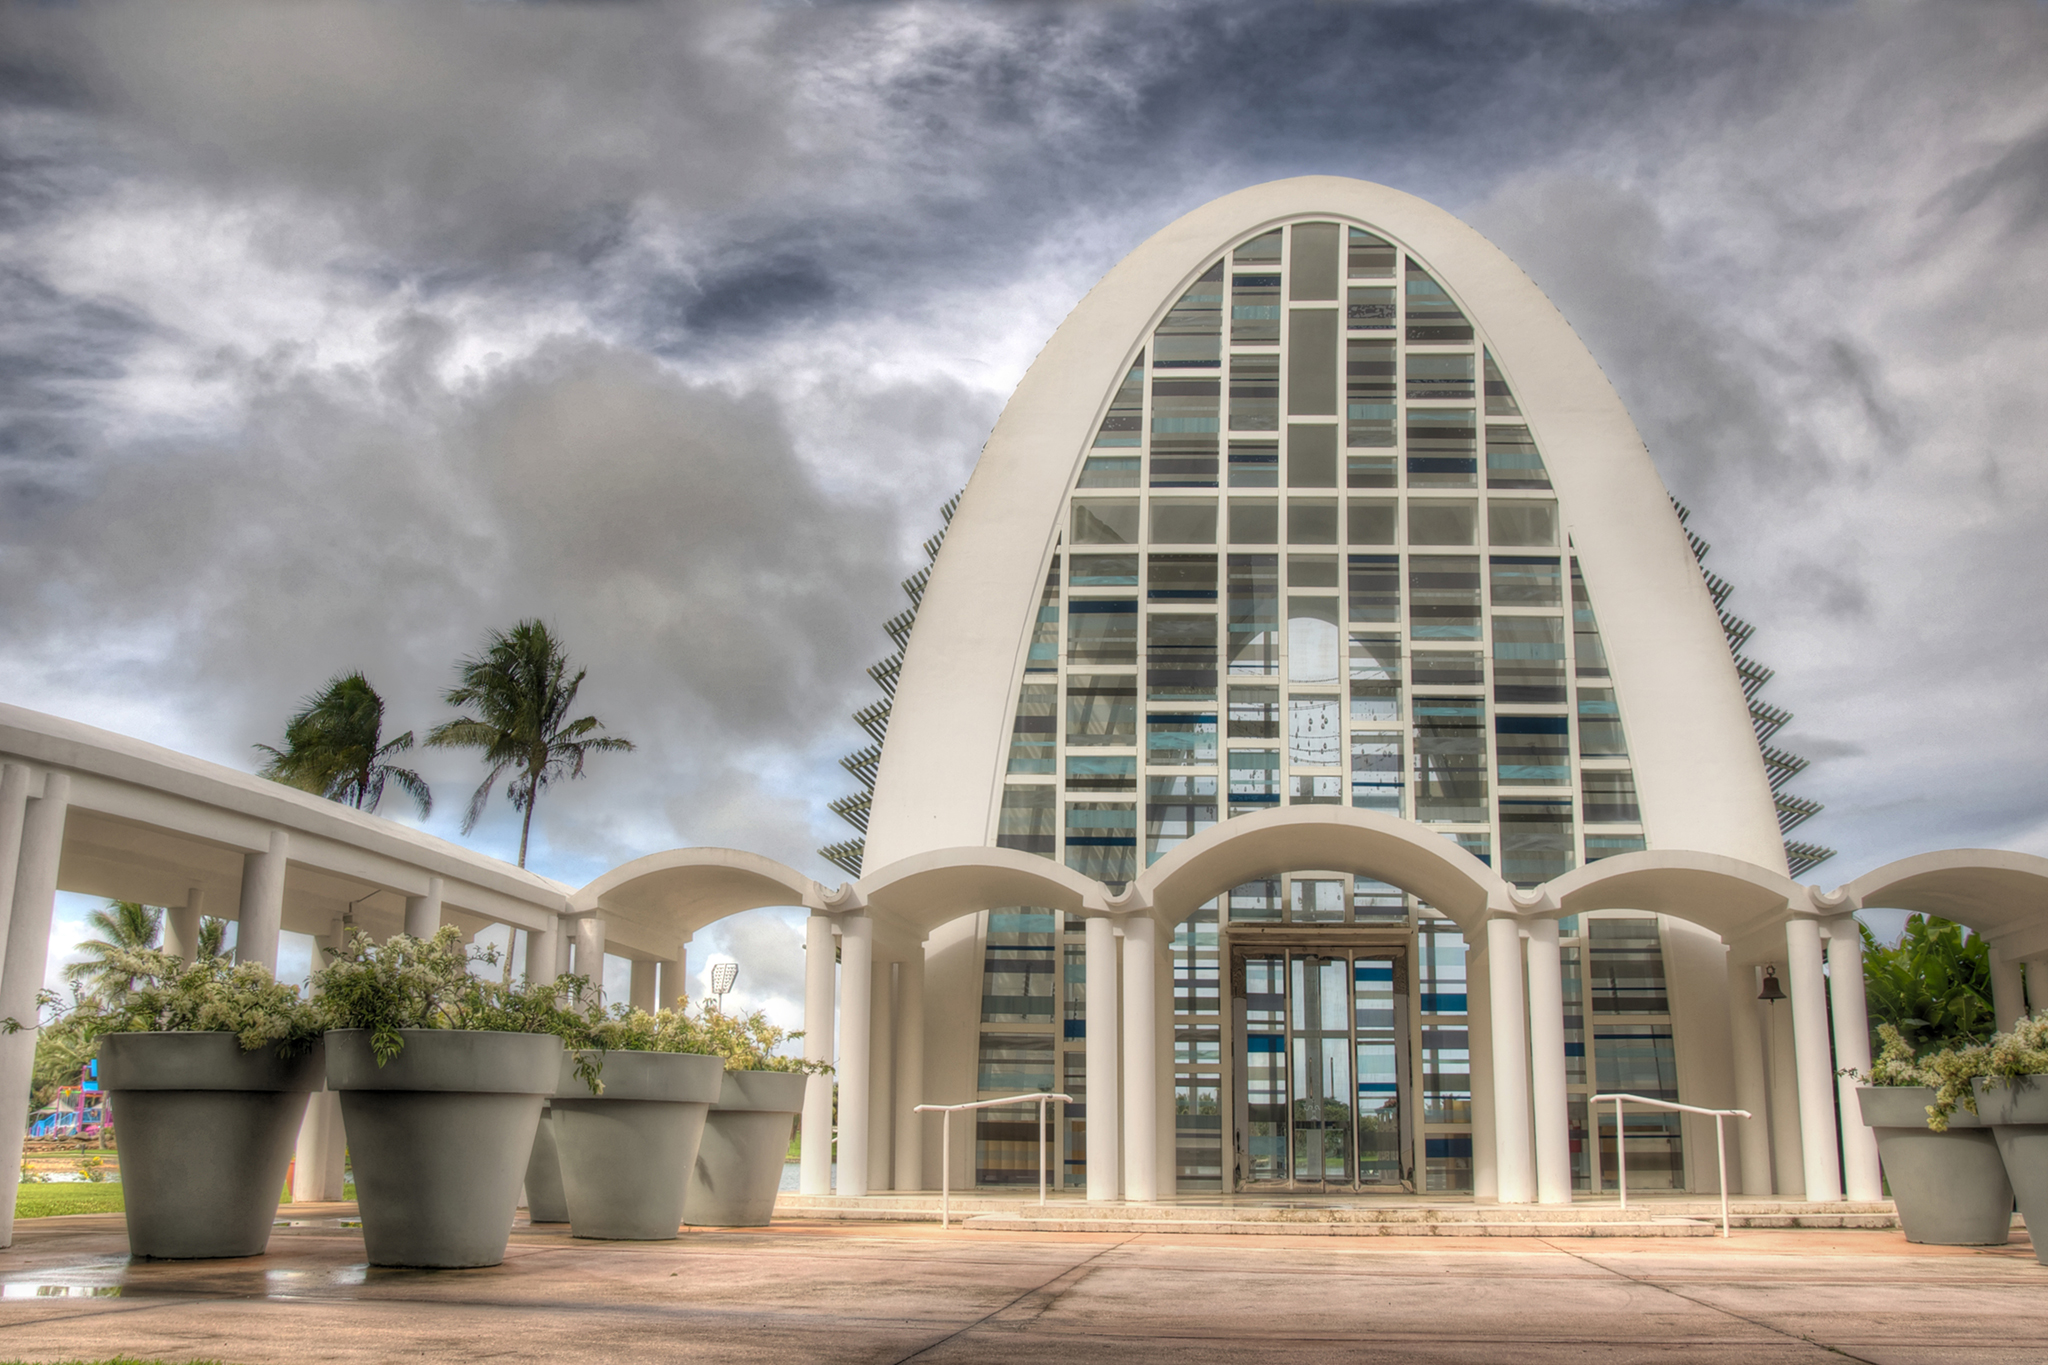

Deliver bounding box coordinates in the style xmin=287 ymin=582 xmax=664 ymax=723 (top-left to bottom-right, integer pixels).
xmin=851 ymin=177 xmax=1813 ymax=1203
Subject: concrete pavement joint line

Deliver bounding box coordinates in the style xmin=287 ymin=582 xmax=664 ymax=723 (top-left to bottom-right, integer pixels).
xmin=1536 ymin=1239 xmax=1884 ymax=1364
xmin=883 ymin=1233 xmax=1138 ymax=1365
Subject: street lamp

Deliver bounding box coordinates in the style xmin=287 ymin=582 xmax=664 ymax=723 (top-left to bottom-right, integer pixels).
xmin=711 ymin=961 xmax=739 ymax=1011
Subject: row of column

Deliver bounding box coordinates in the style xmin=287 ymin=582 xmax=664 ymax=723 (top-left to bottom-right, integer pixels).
xmin=1485 ymin=911 xmax=1894 ymax=1205
xmin=800 ymin=910 xmax=1162 ymax=1201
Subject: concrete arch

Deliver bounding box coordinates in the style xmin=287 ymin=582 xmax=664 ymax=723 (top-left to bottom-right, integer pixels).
xmin=1541 ymin=849 xmax=1805 ymax=944
xmin=573 ymin=847 xmax=826 ymax=947
xmin=1838 ymin=848 xmax=2048 ymax=957
xmin=1130 ymin=806 xmax=1506 ymax=931
xmin=852 ymin=845 xmax=1113 ymax=938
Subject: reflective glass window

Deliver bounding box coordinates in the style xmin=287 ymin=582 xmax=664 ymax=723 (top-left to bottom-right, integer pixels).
xmin=1092 ymin=352 xmax=1144 ymax=447
xmin=1490 ymin=555 xmax=1562 ymax=606
xmin=1065 ymin=754 xmax=1135 ymax=793
xmin=1147 ymin=613 xmax=1217 ymax=701
xmin=1228 ymin=439 xmax=1278 ymax=487
xmin=1489 ymin=499 xmax=1558 ymax=547
xmin=1589 ymin=919 xmax=1668 ymax=1014
xmin=1347 ymin=285 xmax=1396 ymax=331
xmin=1146 ymin=712 xmax=1218 ymax=768
xmin=1407 ymin=408 xmax=1478 ymax=487
xmin=1409 ymin=555 xmax=1481 ymax=639
xmin=1347 ymin=554 xmax=1399 ymax=622
xmin=1406 ymin=352 xmax=1474 ymax=400
xmin=1288 ymin=498 xmax=1339 ymax=545
xmin=1026 ymin=559 xmax=1059 ymax=672
xmin=1227 ymin=685 xmax=1279 ymax=739
xmin=1150 ymin=499 xmax=1218 ymax=545
xmin=1500 ymin=796 xmax=1574 ymax=887
xmin=996 ymin=784 xmax=1055 ymax=858
xmin=1231 ymin=273 xmax=1281 ymax=345
xmin=1146 ymin=774 xmax=1216 ymax=864
xmin=1229 ymin=353 xmax=1278 ymax=429
xmin=1349 ymin=633 xmax=1402 ymax=722
xmin=1287 ymin=424 xmax=1337 ymax=487
xmin=1149 ymin=553 xmax=1217 ymax=602
xmin=1405 ymin=259 xmax=1473 ymax=342
xmin=1577 ymin=686 xmax=1628 ymax=758
xmin=1065 ymin=674 xmax=1137 ymax=746
xmin=1492 ymin=616 xmax=1567 ymax=704
xmin=1234 ymin=230 xmax=1282 ymax=263
xmin=1582 ymin=770 xmax=1641 ymax=825
xmin=1067 ymin=599 xmax=1137 ymax=665
xmin=1483 ymin=349 xmax=1521 ymax=416
xmin=1007 ymin=682 xmax=1057 ymax=775
xmin=1227 ymin=748 xmax=1281 ymax=815
xmin=1486 ymin=423 xmax=1549 ymax=490
xmin=1289 ymin=222 xmax=1340 ymax=300
xmin=1350 ymin=733 xmax=1402 ymax=813
xmin=1070 ymin=553 xmax=1137 ymax=587
xmin=1228 ymin=498 xmax=1279 ymax=545
xmin=1226 ymin=554 xmax=1280 ymax=673
xmin=981 ymin=911 xmax=1055 ymax=1023
xmin=1153 ymin=262 xmax=1223 ymax=369
xmin=1414 ymin=696 xmax=1488 ymax=823
xmin=1287 ymin=595 xmax=1340 ymax=682
xmin=1347 ymin=227 xmax=1396 ymax=278
xmin=1348 ymin=498 xmax=1396 ymax=545
xmin=1064 ymin=801 xmax=1136 ymax=885
xmin=1071 ymin=499 xmax=1139 ymax=544
xmin=1289 ymin=695 xmax=1341 ymax=766
xmin=1496 ymin=715 xmax=1571 ymax=785
xmin=1346 ymin=339 xmax=1396 ymax=448
xmin=1411 ymin=650 xmax=1483 ymax=687
xmin=1409 ymin=499 xmax=1477 ymax=546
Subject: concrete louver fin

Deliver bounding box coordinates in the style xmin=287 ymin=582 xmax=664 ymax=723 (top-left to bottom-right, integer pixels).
xmin=829 ymin=792 xmax=871 ymax=833
xmin=854 ymin=698 xmax=892 ymax=743
xmin=816 ymin=490 xmax=964 ymax=878
xmin=840 ymin=744 xmax=882 ymax=789
xmin=1775 ymin=792 xmax=1823 ymax=835
xmin=1680 ymin=496 xmax=1833 ymax=873
xmin=900 ymin=566 xmax=931 ymax=607
xmin=1758 ymin=745 xmax=1811 ymax=791
xmin=884 ymin=610 xmax=917 ymax=652
xmin=867 ymin=654 xmax=902 ymax=697
xmin=1784 ymin=841 xmax=1836 ymax=879
xmin=818 ymin=839 xmax=865 ymax=878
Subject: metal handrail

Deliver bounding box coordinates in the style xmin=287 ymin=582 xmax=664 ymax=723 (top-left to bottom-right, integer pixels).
xmin=913 ymin=1092 xmax=1073 ymax=1229
xmin=1590 ymin=1093 xmax=1752 ymax=1238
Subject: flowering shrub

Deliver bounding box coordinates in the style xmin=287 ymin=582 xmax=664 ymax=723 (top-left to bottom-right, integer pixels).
xmin=4 ymin=948 xmax=319 ymax=1059
xmin=1985 ymin=1012 xmax=2048 ymax=1083
xmin=1847 ymin=1020 xmax=1992 ymax=1131
xmin=312 ymin=926 xmax=588 ymax=1067
xmin=550 ymin=997 xmax=829 ymax=1093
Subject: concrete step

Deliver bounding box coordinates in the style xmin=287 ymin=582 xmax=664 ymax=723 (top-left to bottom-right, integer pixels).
xmin=958 ymin=1214 xmax=1722 ymax=1238
xmin=773 ymin=1193 xmax=1899 ymax=1233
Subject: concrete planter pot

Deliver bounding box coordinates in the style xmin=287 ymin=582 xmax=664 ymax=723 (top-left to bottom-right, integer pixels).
xmin=327 ymin=1029 xmax=561 ymax=1268
xmin=552 ymin=1050 xmax=724 ymax=1240
xmin=1857 ymin=1086 xmax=2013 ymax=1246
xmin=684 ymin=1070 xmax=809 ymax=1228
xmin=99 ymin=1032 xmax=325 ymax=1260
xmin=522 ymin=1103 xmax=569 ymax=1223
xmin=1973 ymin=1076 xmax=2048 ymax=1265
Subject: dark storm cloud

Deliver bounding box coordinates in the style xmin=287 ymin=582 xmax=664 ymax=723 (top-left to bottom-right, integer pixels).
xmin=2 ymin=0 xmax=2047 ymax=897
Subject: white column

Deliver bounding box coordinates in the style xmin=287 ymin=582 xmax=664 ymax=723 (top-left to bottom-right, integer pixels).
xmin=1990 ymin=947 xmax=2027 ymax=1030
xmin=629 ymin=959 xmax=658 ymax=1013
xmin=1085 ymin=915 xmax=1120 ymax=1201
xmin=866 ymin=957 xmax=895 ymax=1191
xmin=656 ymin=955 xmax=683 ymax=1010
xmin=838 ymin=916 xmax=872 ymax=1197
xmin=893 ymin=947 xmax=926 ymax=1192
xmin=165 ymin=888 xmax=204 ymax=961
xmin=1485 ymin=916 xmax=1534 ymax=1204
xmin=529 ymin=921 xmax=563 ymax=986
xmin=1121 ymin=916 xmax=1158 ymax=1203
xmin=1726 ymin=957 xmax=1775 ymax=1196
xmin=293 ymin=915 xmax=349 ymax=1203
xmin=1784 ymin=917 xmax=1842 ymax=1202
xmin=2025 ymin=956 xmax=2048 ymax=1016
xmin=1826 ymin=917 xmax=1881 ymax=1201
xmin=801 ymin=914 xmax=836 ymax=1196
xmin=1525 ymin=919 xmax=1570 ymax=1205
xmin=574 ymin=916 xmax=606 ymax=993
xmin=236 ymin=829 xmax=289 ymax=972
xmin=0 ymin=772 xmax=70 ymax=1245
xmin=0 ymin=765 xmax=30 ymax=977
xmin=403 ymin=876 xmax=444 ymax=940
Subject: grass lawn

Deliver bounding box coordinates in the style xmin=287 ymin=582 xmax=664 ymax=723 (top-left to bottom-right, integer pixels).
xmin=14 ymin=1183 xmax=125 ymax=1217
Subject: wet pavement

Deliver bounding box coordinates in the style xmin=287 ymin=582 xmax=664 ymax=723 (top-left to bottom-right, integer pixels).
xmin=0 ymin=1204 xmax=2041 ymax=1363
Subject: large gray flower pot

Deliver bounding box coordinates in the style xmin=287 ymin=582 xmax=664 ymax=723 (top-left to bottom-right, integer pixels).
xmin=684 ymin=1070 xmax=808 ymax=1228
xmin=1974 ymin=1077 xmax=2048 ymax=1265
xmin=1858 ymin=1086 xmax=2013 ymax=1246
xmin=552 ymin=1050 xmax=723 ymax=1241
xmin=523 ymin=1104 xmax=569 ymax=1223
xmin=99 ymin=1032 xmax=324 ymax=1260
xmin=327 ymin=1029 xmax=561 ymax=1268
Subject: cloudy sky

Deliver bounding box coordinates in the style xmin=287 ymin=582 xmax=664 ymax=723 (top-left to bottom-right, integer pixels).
xmin=4 ymin=0 xmax=2046 ymax=1014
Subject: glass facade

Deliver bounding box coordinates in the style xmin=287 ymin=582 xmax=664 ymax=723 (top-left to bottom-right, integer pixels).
xmin=972 ymin=214 xmax=1672 ymax=1194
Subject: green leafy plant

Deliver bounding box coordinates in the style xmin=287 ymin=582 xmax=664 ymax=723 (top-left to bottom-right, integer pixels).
xmin=311 ymin=926 xmax=588 ymax=1067
xmin=63 ymin=902 xmax=163 ymax=1005
xmin=541 ymin=997 xmax=828 ymax=1095
xmin=1862 ymin=916 xmax=1995 ymax=1053
xmin=686 ymin=1001 xmax=829 ymax=1075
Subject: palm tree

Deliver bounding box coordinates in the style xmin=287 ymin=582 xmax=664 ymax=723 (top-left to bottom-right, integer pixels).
xmin=64 ymin=901 xmax=163 ymax=1004
xmin=425 ymin=620 xmax=635 ymax=868
xmin=196 ymin=916 xmax=229 ymax=962
xmin=255 ymin=672 xmax=431 ymax=817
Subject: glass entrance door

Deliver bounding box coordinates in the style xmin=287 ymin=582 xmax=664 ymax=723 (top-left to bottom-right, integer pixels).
xmin=1236 ymin=948 xmax=1413 ymax=1191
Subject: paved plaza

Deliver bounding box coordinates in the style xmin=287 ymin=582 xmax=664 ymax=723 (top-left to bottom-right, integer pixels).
xmin=0 ymin=1208 xmax=2039 ymax=1364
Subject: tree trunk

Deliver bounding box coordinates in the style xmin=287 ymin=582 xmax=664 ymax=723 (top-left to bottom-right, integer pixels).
xmin=518 ymin=772 xmax=540 ymax=868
